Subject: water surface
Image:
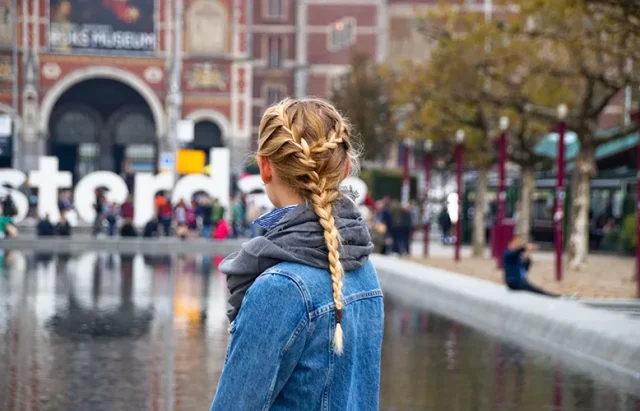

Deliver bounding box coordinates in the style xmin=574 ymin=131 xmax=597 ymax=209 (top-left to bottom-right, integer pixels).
xmin=0 ymin=252 xmax=638 ymax=410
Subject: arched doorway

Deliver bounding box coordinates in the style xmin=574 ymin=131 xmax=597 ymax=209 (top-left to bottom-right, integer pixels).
xmin=192 ymin=120 xmax=224 ymax=163
xmin=48 ymin=79 xmax=157 ymax=181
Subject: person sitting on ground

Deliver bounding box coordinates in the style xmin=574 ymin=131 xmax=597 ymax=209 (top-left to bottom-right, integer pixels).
xmin=120 ymin=218 xmax=138 ymax=237
xmin=0 ymin=209 xmax=15 ymax=238
xmin=503 ymin=233 xmax=559 ymax=297
xmin=55 ymin=215 xmax=71 ymax=236
xmin=37 ymin=213 xmax=56 ymax=237
xmin=143 ymin=218 xmax=159 ymax=238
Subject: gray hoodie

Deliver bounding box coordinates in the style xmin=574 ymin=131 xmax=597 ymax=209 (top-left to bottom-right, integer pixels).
xmin=220 ymin=198 xmax=374 ymax=322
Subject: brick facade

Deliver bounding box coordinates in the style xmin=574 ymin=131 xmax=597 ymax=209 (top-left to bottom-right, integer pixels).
xmin=0 ymin=0 xmax=631 ymax=172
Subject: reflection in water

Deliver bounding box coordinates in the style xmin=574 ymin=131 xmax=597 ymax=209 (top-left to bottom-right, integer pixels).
xmin=0 ymin=253 xmax=638 ymax=411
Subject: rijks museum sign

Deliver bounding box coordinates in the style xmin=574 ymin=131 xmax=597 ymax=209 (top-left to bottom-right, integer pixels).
xmin=49 ymin=0 xmax=157 ymax=53
xmin=0 ymin=149 xmax=369 ymax=227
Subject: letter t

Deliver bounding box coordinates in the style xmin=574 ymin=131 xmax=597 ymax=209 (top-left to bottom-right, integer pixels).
xmin=29 ymin=157 xmax=72 ymax=223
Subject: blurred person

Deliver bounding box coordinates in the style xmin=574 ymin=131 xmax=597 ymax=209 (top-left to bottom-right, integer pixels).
xmin=211 ymin=197 xmax=225 ymax=227
xmin=143 ymin=218 xmax=159 ymax=238
xmin=92 ymin=189 xmax=106 ymax=237
xmin=503 ymin=234 xmax=559 ymax=297
xmin=390 ymin=199 xmax=405 ymax=254
xmin=120 ymin=220 xmax=138 ymax=237
xmin=186 ymin=198 xmax=198 ymax=234
xmin=156 ymin=193 xmax=173 ymax=236
xmin=231 ymin=195 xmax=246 ymax=238
xmin=377 ymin=197 xmax=393 ymax=254
xmin=396 ymin=204 xmax=414 ymax=256
xmin=55 ymin=214 xmax=71 ymax=236
xmin=174 ymin=198 xmax=188 ymax=238
xmin=210 ymin=99 xmax=382 ymax=410
xmin=0 ymin=209 xmax=15 ymax=239
xmin=57 ymin=190 xmax=73 ymax=215
xmin=213 ymin=217 xmax=230 ymax=240
xmin=438 ymin=204 xmax=452 ymax=244
xmin=105 ymin=201 xmax=119 ymax=237
xmin=37 ymin=213 xmax=55 ymax=237
xmin=2 ymin=190 xmax=17 ymax=222
xmin=120 ymin=194 xmax=134 ymax=221
xmin=196 ymin=196 xmax=213 ymax=239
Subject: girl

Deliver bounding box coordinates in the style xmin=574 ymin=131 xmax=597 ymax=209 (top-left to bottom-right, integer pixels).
xmin=210 ymin=99 xmax=383 ymax=410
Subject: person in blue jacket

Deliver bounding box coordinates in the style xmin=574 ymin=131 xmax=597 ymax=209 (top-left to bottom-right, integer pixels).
xmin=503 ymin=233 xmax=558 ymax=297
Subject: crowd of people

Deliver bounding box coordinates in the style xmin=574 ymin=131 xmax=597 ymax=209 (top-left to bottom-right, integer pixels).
xmin=34 ymin=189 xmax=254 ymax=240
xmin=364 ymin=196 xmax=424 ymax=256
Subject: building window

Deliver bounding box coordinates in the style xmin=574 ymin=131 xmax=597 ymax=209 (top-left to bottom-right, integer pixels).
xmin=264 ymin=0 xmax=285 ymax=19
xmin=265 ymin=84 xmax=286 ymax=105
xmin=267 ymin=36 xmax=283 ymax=68
xmin=328 ymin=18 xmax=356 ymax=51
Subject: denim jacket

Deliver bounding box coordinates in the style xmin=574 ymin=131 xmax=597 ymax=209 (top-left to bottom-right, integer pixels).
xmin=210 ymin=259 xmax=384 ymax=411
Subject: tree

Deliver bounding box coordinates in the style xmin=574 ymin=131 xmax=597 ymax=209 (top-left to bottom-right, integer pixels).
xmin=586 ymin=0 xmax=640 ymax=31
xmin=330 ymin=53 xmax=397 ymax=163
xmin=480 ymin=0 xmax=640 ymax=268
xmin=394 ymin=8 xmax=559 ymax=253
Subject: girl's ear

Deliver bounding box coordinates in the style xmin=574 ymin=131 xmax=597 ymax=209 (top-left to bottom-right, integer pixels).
xmin=343 ymin=156 xmax=351 ymax=180
xmin=258 ymin=155 xmax=273 ymax=184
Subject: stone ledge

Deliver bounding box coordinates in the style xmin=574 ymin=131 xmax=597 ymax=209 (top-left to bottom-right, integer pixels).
xmin=371 ymin=254 xmax=640 ymax=395
xmin=0 ymin=237 xmax=245 ymax=255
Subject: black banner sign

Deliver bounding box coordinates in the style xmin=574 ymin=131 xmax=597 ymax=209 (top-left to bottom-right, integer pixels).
xmin=49 ymin=0 xmax=156 ymax=53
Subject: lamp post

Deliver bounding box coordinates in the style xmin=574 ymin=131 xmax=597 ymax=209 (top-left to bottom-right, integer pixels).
xmin=402 ymin=139 xmax=413 ymax=206
xmin=423 ymin=139 xmax=433 ymax=257
xmin=555 ymin=104 xmax=568 ymax=282
xmin=494 ymin=116 xmax=509 ymax=265
xmin=455 ymin=130 xmax=465 ymax=262
xmin=631 ymin=110 xmax=640 ymax=298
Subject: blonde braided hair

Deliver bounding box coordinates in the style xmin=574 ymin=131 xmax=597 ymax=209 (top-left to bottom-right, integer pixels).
xmin=257 ymin=98 xmax=355 ymax=354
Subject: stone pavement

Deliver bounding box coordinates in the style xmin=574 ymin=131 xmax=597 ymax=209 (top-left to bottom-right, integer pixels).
xmin=409 ymin=240 xmax=637 ymax=299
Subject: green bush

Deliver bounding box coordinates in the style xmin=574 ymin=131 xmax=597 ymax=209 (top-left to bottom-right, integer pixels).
xmin=359 ymin=169 xmax=417 ymax=201
xmin=620 ymin=213 xmax=637 ymax=252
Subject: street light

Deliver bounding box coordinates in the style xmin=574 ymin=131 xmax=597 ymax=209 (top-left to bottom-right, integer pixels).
xmin=402 ymin=139 xmax=413 ymax=206
xmin=423 ymin=139 xmax=433 ymax=257
xmin=493 ymin=116 xmax=509 ymax=266
xmin=455 ymin=130 xmax=465 ymax=262
xmin=555 ymin=104 xmax=568 ymax=282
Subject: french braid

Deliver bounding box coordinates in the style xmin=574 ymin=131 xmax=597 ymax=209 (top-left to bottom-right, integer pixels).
xmin=257 ymin=98 xmax=355 ymax=354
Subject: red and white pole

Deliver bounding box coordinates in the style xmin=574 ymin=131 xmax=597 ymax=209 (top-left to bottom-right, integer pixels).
xmin=555 ymin=104 xmax=568 ymax=282
xmin=495 ymin=117 xmax=509 ymax=267
xmin=423 ymin=139 xmax=433 ymax=257
xmin=455 ymin=130 xmax=465 ymax=262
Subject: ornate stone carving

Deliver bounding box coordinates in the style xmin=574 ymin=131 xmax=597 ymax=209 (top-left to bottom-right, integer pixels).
xmin=187 ymin=0 xmax=227 ymax=55
xmin=187 ymin=63 xmax=228 ymax=90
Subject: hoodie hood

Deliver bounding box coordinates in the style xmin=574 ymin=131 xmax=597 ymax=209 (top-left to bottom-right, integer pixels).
xmin=221 ymin=198 xmax=373 ymax=321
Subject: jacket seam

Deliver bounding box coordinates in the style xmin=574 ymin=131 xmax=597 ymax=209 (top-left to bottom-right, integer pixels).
xmin=321 ymin=310 xmax=337 ymax=411
xmin=310 ymin=290 xmax=383 ymax=320
xmin=253 ymin=273 xmax=310 ymax=410
xmin=262 ymin=362 xmax=282 ymax=411
xmin=282 ymin=316 xmax=308 ymax=354
xmin=262 ymin=268 xmax=314 ymax=316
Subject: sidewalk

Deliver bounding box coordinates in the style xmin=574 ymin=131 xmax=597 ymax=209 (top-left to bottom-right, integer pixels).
xmin=409 ymin=240 xmax=637 ymax=299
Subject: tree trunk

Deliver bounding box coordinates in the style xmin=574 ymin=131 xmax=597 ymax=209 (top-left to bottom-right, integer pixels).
xmin=472 ymin=167 xmax=488 ymax=257
xmin=567 ymin=146 xmax=596 ymax=270
xmin=518 ymin=165 xmax=535 ymax=244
